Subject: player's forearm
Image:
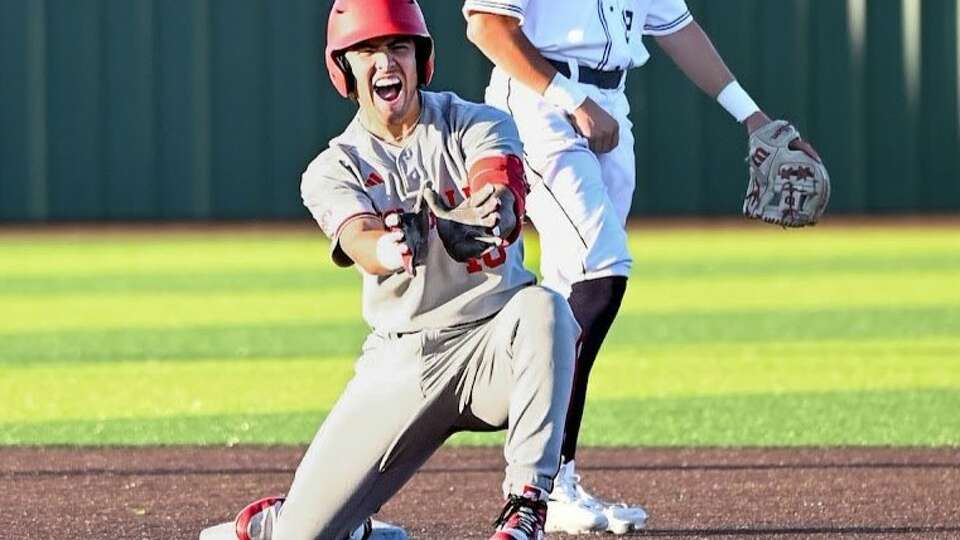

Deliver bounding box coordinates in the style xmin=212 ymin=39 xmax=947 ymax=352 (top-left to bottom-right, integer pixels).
xmin=339 ymin=219 xmax=395 ymax=276
xmin=655 ymin=22 xmax=769 ymax=132
xmin=654 ymin=22 xmax=735 ymax=100
xmin=465 ymin=12 xmax=556 ymax=95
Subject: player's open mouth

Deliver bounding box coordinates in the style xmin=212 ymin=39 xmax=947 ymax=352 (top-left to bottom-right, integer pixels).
xmin=373 ymin=75 xmax=403 ymax=103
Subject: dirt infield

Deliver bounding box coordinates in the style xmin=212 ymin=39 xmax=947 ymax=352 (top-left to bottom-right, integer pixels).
xmin=4 ymin=447 xmax=960 ymax=540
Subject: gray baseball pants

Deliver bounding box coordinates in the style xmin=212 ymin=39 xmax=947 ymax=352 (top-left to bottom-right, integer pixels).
xmin=273 ymin=286 xmax=579 ymax=540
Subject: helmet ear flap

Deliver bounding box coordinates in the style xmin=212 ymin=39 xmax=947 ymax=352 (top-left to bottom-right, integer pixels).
xmin=414 ymin=37 xmax=433 ymax=88
xmin=335 ymin=54 xmax=357 ymax=96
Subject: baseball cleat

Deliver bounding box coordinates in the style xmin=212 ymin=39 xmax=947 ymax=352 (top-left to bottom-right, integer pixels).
xmin=545 ymin=466 xmax=607 ymax=535
xmin=231 ymin=496 xmax=399 ymax=540
xmin=547 ymin=461 xmax=647 ymax=535
xmin=490 ymin=484 xmax=548 ymax=540
xmin=235 ymin=496 xmax=284 ymax=540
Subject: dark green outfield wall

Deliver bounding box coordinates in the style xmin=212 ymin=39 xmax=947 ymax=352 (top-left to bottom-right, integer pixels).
xmin=1 ymin=0 xmax=958 ymax=221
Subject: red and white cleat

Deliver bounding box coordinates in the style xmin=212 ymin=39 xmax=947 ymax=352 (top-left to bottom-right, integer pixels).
xmin=234 ymin=496 xmax=285 ymax=540
xmin=490 ymin=485 xmax=548 ymax=540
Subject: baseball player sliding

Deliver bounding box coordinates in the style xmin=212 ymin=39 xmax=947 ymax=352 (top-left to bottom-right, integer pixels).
xmin=462 ymin=0 xmax=829 ymax=535
xmin=210 ymin=1 xmax=580 ymax=539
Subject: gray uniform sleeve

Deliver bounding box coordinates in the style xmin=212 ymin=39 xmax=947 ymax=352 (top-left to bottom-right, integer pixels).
xmin=456 ymin=102 xmax=525 ymax=170
xmin=301 ymin=150 xmax=379 ymax=268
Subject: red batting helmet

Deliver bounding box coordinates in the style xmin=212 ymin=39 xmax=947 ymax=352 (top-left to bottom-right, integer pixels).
xmin=325 ymin=0 xmax=435 ymax=98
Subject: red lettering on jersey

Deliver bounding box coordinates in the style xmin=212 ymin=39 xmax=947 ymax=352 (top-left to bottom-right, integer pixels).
xmin=364 ymin=171 xmax=384 ymax=188
xmin=464 ymin=246 xmax=507 ymax=274
xmin=482 ymin=246 xmax=507 ymax=268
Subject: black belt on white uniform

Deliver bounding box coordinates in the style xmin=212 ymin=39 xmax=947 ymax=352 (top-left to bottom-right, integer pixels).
xmin=547 ymin=59 xmax=624 ymax=90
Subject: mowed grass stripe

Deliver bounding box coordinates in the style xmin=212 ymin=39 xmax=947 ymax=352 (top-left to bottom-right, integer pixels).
xmin=588 ymin=340 xmax=960 ymax=399
xmin=0 ymin=321 xmax=367 ymax=365
xmin=1 ymin=357 xmax=356 ymax=422
xmin=0 ymin=234 xmax=324 ymax=275
xmin=3 ymin=253 xmax=960 ymax=296
xmin=626 ymin=270 xmax=960 ymax=313
xmin=0 ymin=290 xmax=361 ymax=333
xmin=4 ymin=340 xmax=956 ymax=424
xmin=451 ymin=388 xmax=960 ymax=447
xmin=0 ymin=269 xmax=360 ymax=296
xmin=2 ymin=270 xmax=957 ymax=333
xmin=4 ymin=388 xmax=958 ymax=446
xmin=2 ymin=306 xmax=958 ymax=366
xmin=629 ymin=226 xmax=960 ymax=260
xmin=2 ymin=226 xmax=958 ymax=276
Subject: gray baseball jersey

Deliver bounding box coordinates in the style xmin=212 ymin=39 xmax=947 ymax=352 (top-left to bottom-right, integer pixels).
xmin=302 ymin=90 xmax=536 ymax=334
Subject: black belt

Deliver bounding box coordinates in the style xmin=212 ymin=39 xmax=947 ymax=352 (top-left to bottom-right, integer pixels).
xmin=547 ymin=59 xmax=624 ymax=90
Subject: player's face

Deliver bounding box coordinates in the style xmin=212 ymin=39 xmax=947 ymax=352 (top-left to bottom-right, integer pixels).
xmin=345 ymin=36 xmax=420 ymax=128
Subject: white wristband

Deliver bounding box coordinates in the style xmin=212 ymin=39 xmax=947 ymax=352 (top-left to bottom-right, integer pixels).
xmin=543 ymin=72 xmax=588 ymax=114
xmin=717 ymin=81 xmax=760 ymax=123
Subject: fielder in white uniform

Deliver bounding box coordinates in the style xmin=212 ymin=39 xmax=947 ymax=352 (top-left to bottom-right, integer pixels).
xmin=462 ymin=0 xmax=822 ymax=535
xmin=217 ymin=2 xmax=578 ymax=540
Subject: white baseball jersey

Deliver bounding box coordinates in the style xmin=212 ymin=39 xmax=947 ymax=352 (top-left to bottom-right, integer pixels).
xmin=462 ymin=0 xmax=693 ymax=70
xmin=463 ymin=0 xmax=693 ymax=296
xmin=301 ymin=90 xmax=536 ymax=333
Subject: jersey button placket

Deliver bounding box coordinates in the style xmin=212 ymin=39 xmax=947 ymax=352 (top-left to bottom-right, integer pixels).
xmin=396 ymin=154 xmax=411 ymax=201
xmin=397 ymin=149 xmax=424 ymax=201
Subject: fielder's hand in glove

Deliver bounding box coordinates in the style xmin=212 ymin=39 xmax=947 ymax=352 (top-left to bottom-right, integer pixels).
xmin=421 ymin=183 xmax=515 ymax=263
xmin=743 ymin=119 xmax=831 ymax=227
xmin=381 ymin=206 xmax=430 ymax=276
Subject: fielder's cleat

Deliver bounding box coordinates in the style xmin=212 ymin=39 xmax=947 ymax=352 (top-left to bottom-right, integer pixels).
xmin=548 ymin=461 xmax=647 ymax=535
xmin=545 ymin=461 xmax=607 ymax=534
xmin=490 ymin=484 xmax=548 ymax=540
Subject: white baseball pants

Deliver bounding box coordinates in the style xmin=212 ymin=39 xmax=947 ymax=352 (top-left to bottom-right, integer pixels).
xmin=485 ymin=66 xmax=635 ymax=297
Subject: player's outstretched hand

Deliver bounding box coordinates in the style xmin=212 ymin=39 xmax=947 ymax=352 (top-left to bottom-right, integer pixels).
xmin=424 ymin=184 xmax=501 ymax=230
xmin=570 ymin=97 xmax=619 ymax=154
xmin=422 ymin=185 xmax=503 ymax=263
xmin=382 ymin=210 xmax=429 ymax=276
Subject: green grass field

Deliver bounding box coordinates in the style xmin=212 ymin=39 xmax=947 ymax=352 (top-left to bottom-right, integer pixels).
xmin=1 ymin=224 xmax=959 ymax=447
